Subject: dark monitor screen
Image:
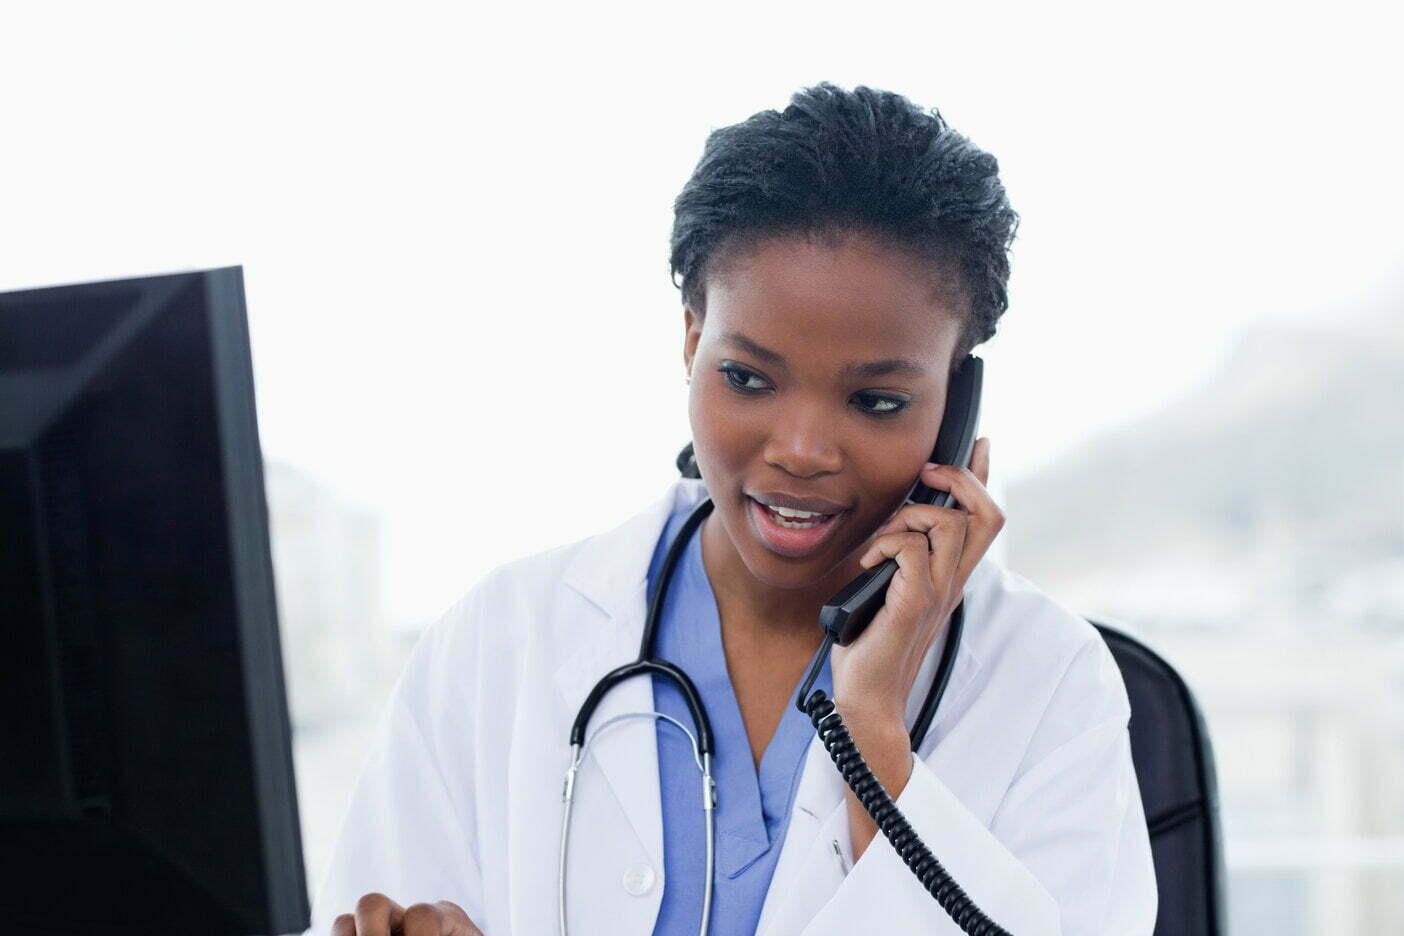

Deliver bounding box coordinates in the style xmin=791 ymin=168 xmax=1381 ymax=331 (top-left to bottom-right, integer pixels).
xmin=0 ymin=267 xmax=309 ymax=935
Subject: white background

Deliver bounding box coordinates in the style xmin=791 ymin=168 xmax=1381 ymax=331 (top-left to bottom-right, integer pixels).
xmin=4 ymin=0 xmax=1398 ymax=628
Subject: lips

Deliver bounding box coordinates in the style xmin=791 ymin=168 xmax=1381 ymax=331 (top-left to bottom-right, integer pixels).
xmin=747 ymin=495 xmax=846 ymax=559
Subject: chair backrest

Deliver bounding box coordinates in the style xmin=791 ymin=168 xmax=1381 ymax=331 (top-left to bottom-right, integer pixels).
xmin=1090 ymin=620 xmax=1228 ymax=936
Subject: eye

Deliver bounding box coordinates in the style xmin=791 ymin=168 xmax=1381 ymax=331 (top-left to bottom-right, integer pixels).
xmin=854 ymin=392 xmax=910 ymax=417
xmin=718 ymin=363 xmax=770 ymax=393
xmin=719 ymin=364 xmax=910 ymax=418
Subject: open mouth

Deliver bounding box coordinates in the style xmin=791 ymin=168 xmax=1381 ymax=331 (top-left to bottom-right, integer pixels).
xmin=747 ymin=495 xmax=845 ymax=558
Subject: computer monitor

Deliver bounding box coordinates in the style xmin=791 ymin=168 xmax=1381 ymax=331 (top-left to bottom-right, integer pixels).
xmin=0 ymin=267 xmax=310 ymax=935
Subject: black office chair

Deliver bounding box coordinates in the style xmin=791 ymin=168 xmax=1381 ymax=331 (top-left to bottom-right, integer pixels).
xmin=1091 ymin=620 xmax=1228 ymax=936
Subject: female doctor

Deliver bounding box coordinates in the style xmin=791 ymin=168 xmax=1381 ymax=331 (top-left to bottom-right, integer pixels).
xmin=315 ymin=83 xmax=1158 ymax=935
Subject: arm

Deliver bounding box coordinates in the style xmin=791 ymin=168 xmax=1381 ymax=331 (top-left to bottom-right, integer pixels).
xmin=816 ymin=444 xmax=1156 ymax=933
xmin=810 ymin=639 xmax=1158 ymax=935
xmin=308 ymin=594 xmax=490 ymax=935
xmin=840 ymin=707 xmax=914 ymax=864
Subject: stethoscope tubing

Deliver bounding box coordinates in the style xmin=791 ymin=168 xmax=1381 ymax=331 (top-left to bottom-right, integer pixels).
xmin=559 ymin=713 xmax=716 ymax=936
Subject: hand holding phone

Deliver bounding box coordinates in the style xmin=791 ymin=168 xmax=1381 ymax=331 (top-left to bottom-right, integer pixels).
xmin=831 ymin=436 xmax=1000 ymax=713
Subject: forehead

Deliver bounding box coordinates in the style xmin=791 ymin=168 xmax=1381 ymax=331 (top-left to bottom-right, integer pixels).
xmin=702 ymin=234 xmax=960 ymax=370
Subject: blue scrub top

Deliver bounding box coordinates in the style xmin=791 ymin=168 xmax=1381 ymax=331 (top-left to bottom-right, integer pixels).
xmin=645 ymin=500 xmax=834 ymax=935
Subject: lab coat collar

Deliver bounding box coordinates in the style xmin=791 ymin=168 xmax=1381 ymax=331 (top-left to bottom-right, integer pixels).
xmin=560 ymin=477 xmax=706 ymax=622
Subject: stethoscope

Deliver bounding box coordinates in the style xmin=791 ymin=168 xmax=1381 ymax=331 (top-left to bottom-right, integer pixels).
xmin=558 ymin=495 xmax=964 ymax=936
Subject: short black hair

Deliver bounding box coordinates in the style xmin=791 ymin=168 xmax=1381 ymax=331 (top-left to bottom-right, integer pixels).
xmin=669 ymin=82 xmax=1019 ymax=372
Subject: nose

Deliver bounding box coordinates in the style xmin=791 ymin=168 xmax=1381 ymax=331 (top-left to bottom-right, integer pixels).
xmin=762 ymin=405 xmax=842 ymax=478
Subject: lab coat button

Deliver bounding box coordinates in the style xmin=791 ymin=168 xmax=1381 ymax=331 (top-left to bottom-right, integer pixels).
xmin=622 ymin=862 xmax=656 ymax=896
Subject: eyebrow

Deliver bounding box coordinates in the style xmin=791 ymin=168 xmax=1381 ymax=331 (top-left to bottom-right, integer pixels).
xmin=720 ymin=331 xmax=929 ymax=380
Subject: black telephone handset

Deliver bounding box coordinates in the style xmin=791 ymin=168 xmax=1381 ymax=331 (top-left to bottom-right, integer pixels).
xmin=818 ymin=354 xmax=983 ymax=647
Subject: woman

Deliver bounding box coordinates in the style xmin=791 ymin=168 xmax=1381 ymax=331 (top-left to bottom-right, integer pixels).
xmin=315 ymin=83 xmax=1158 ymax=935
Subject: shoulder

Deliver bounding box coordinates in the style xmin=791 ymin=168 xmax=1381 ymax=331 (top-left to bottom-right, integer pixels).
xmin=958 ymin=555 xmax=1131 ymax=751
xmin=410 ymin=533 xmax=600 ymax=673
xmin=384 ymin=531 xmax=619 ymax=736
xmin=966 ymin=556 xmax=1120 ymax=685
xmin=408 ymin=477 xmax=702 ymax=674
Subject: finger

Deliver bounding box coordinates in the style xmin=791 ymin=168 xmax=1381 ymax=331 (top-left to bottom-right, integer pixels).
xmin=971 ymin=436 xmax=991 ymax=487
xmin=860 ymin=530 xmax=937 ymax=569
xmin=401 ymin=902 xmax=449 ymax=936
xmin=354 ymin=893 xmax=405 ymax=936
xmin=932 ymin=504 xmax=968 ymax=582
xmin=865 ymin=500 xmax=979 ymax=607
xmin=919 ymin=462 xmax=1003 ymax=537
xmin=435 ymin=901 xmax=485 ymax=936
xmin=920 ymin=461 xmax=994 ymax=519
xmin=332 ymin=914 xmax=356 ymax=936
xmin=910 ymin=505 xmax=968 ymax=599
xmin=866 ymin=501 xmax=968 ymax=552
xmin=922 ymin=464 xmax=1005 ymax=587
xmin=860 ymin=530 xmax=942 ymax=612
xmin=858 ymin=528 xmax=958 ymax=664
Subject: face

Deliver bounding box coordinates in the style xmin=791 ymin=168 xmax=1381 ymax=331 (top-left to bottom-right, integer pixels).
xmin=682 ymin=231 xmax=964 ymax=603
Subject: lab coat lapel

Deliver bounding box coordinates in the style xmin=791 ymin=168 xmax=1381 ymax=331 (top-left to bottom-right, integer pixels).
xmin=753 ymin=734 xmax=851 ymax=936
xmin=551 ymin=479 xmax=711 ymax=875
xmin=550 ymin=587 xmax=663 ymax=871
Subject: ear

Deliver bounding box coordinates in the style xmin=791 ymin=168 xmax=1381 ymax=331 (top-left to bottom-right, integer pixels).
xmin=682 ymin=304 xmax=703 ymax=377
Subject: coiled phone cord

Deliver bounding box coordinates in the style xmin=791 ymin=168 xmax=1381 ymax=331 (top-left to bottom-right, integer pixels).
xmin=795 ymin=607 xmax=1012 ymax=936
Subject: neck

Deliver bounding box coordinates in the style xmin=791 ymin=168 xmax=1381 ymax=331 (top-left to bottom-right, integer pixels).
xmin=698 ymin=511 xmax=862 ymax=646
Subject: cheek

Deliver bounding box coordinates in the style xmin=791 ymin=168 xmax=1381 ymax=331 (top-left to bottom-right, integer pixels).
xmin=844 ymin=475 xmax=919 ymax=543
xmin=688 ymin=384 xmax=755 ymax=467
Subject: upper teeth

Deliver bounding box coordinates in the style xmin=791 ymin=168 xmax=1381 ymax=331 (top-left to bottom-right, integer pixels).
xmin=767 ymin=504 xmax=827 ymax=519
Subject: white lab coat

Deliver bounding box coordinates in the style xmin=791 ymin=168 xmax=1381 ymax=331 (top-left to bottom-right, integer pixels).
xmin=310 ymin=476 xmax=1158 ymax=935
